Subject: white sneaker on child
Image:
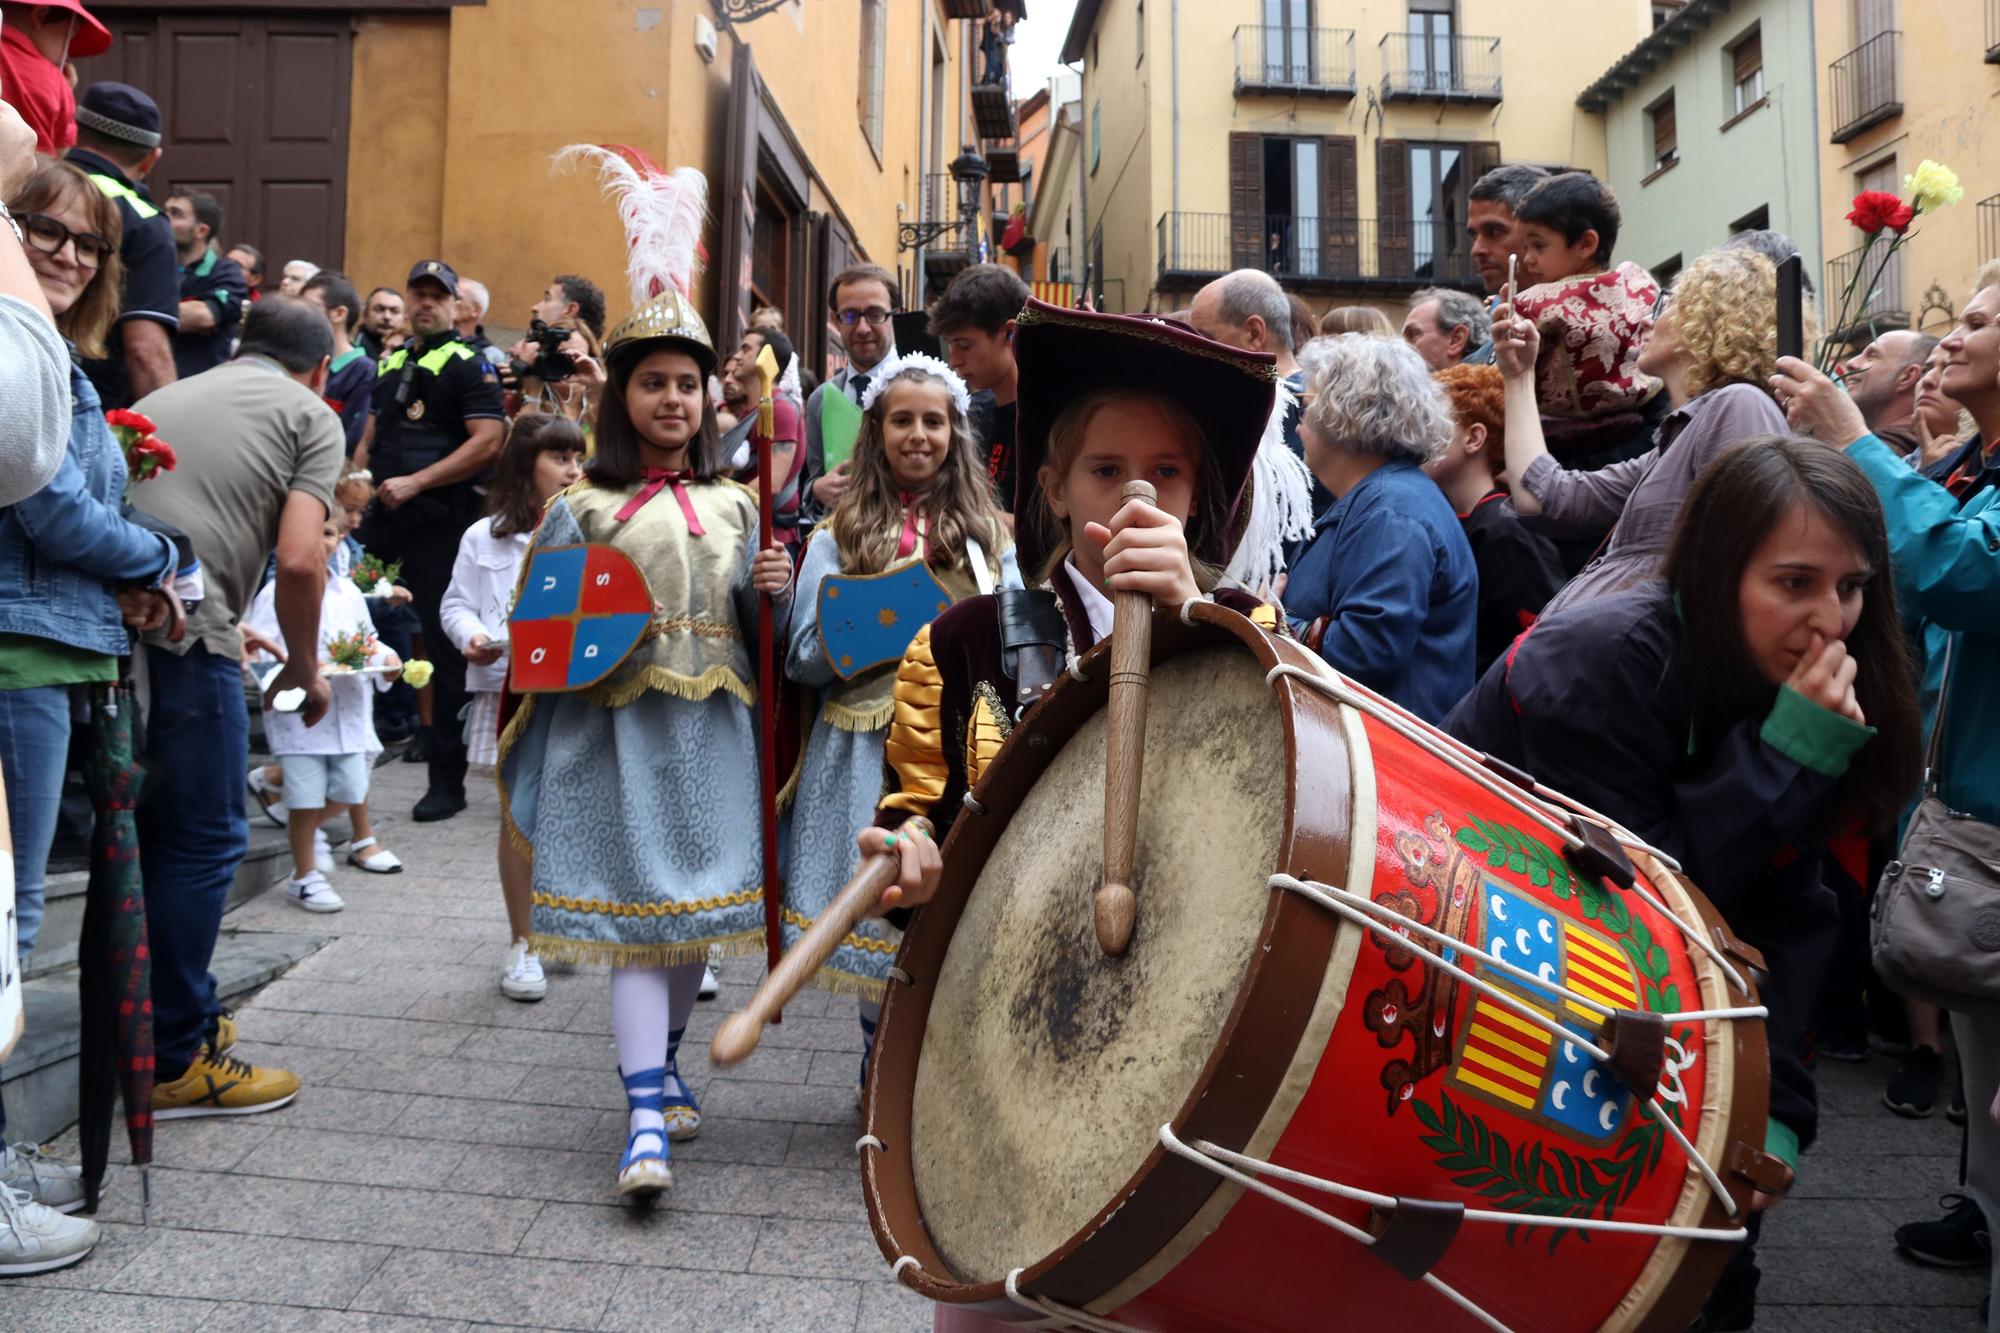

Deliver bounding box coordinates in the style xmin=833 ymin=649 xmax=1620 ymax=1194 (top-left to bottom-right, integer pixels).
xmin=698 ymin=965 xmax=719 ymax=1000
xmin=501 ymin=939 xmax=547 ymax=1002
xmin=313 ymin=829 xmax=334 ymax=875
xmin=287 ymin=870 xmax=345 ymax=913
xmin=0 ymin=1143 xmax=86 ymax=1214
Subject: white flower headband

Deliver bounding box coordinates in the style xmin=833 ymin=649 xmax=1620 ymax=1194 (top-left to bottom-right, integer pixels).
xmin=858 ymin=351 xmax=972 ymax=418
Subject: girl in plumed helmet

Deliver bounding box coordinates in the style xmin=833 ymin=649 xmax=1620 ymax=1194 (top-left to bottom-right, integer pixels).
xmin=497 ymin=148 xmax=789 ymax=1201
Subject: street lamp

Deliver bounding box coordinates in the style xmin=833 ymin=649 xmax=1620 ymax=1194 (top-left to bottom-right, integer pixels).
xmin=899 ymin=145 xmax=993 ymax=251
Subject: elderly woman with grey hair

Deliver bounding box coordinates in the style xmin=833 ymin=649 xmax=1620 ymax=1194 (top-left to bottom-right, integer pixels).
xmin=1284 ymin=333 xmax=1478 ymax=722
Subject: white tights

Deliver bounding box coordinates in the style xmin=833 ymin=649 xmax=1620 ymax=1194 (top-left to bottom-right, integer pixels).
xmin=610 ymin=961 xmax=705 ymax=1158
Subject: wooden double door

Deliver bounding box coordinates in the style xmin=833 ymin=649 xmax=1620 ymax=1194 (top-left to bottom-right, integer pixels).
xmin=79 ymin=10 xmax=352 ymax=270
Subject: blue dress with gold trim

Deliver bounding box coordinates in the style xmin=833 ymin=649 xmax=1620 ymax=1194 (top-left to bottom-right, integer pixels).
xmin=499 ymin=477 xmax=773 ymax=967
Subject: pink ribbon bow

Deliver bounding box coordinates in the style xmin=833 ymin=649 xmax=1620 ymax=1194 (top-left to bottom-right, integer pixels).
xmin=615 ymin=467 xmax=705 ymax=535
xmin=895 ymin=490 xmax=927 ymax=560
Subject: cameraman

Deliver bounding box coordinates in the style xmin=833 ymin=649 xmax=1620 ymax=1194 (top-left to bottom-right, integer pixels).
xmin=505 ymin=274 xmax=606 ymax=421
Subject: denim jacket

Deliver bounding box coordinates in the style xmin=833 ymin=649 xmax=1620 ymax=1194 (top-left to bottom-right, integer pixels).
xmin=0 ymin=360 xmax=175 ymax=655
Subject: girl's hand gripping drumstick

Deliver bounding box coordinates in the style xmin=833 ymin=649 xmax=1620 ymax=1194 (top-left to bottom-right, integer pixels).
xmin=1096 ymin=479 xmax=1156 ymax=958
xmin=712 ymin=816 xmax=936 ymax=1067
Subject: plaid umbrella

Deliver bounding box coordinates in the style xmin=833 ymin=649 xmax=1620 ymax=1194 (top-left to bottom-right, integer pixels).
xmin=75 ymin=682 xmax=153 ymax=1214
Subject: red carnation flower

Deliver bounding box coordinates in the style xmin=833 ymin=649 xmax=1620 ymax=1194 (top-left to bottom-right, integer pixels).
xmin=1847 ymin=190 xmax=1914 ymax=236
xmin=104 ymin=408 xmax=157 ymax=434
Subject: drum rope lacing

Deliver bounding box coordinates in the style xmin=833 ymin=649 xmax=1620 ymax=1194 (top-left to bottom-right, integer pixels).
xmin=1268 ymin=872 xmax=1743 ymax=1221
xmin=1261 ymin=661 xmax=1751 ymax=996
xmin=1158 ymin=1124 xmax=1750 ymax=1244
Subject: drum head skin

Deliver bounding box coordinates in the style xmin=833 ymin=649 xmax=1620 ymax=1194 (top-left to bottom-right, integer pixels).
xmin=911 ymin=647 xmax=1286 ymax=1282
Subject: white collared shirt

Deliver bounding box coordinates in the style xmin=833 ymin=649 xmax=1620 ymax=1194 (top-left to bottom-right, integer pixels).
xmin=1063 ymin=555 xmax=1116 ymax=644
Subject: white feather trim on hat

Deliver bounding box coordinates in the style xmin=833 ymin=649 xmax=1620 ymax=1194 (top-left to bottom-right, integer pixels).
xmin=1219 ymin=381 xmax=1314 ymax=600
xmin=554 ymin=144 xmax=708 ymax=306
xmin=858 ymin=352 xmax=972 ymax=417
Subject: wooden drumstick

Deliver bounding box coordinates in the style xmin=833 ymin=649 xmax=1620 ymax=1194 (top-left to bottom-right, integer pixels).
xmin=1096 ymin=479 xmax=1156 ymax=958
xmin=711 ymin=816 xmax=935 ymax=1067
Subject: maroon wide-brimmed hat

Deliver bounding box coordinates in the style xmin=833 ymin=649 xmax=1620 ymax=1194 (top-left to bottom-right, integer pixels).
xmin=1011 ymin=298 xmax=1279 ymax=576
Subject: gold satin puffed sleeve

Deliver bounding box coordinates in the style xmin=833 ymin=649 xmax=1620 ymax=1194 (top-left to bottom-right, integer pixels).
xmin=877 ymin=622 xmax=949 ymax=820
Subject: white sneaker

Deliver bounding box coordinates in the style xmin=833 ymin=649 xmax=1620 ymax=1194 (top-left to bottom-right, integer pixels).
xmin=286 ymin=870 xmax=345 ymax=914
xmin=0 ymin=1144 xmax=86 ymax=1215
xmin=313 ymin=829 xmax=335 ymax=875
xmin=246 ymin=766 xmax=287 ymax=828
xmin=347 ymin=836 xmax=403 ymax=874
xmin=0 ymin=1184 xmax=99 ymax=1276
xmin=698 ymin=964 xmax=720 ymax=1000
xmin=501 ymin=939 xmax=547 ymax=1002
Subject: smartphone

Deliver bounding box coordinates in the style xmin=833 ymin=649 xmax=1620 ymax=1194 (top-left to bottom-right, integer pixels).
xmin=1776 ymin=254 xmax=1804 ymax=363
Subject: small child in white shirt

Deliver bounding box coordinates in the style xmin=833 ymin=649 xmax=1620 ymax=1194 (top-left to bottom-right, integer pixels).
xmin=439 ymin=412 xmax=584 ymax=1000
xmin=245 ymin=516 xmax=402 ymax=913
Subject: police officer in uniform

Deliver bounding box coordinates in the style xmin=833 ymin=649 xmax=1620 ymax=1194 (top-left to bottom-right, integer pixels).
xmin=355 ymin=260 xmax=505 ymax=821
xmin=66 ymin=81 xmax=179 ymax=407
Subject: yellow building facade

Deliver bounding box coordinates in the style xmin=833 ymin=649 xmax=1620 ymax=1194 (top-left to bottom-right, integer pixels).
xmin=1061 ymin=0 xmax=1656 ymax=317
xmin=85 ymin=0 xmax=1004 ymax=377
xmin=1813 ymin=0 xmax=2000 ymax=342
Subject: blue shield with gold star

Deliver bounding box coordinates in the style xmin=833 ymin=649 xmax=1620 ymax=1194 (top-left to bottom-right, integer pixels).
xmin=820 ymin=562 xmax=953 ymax=680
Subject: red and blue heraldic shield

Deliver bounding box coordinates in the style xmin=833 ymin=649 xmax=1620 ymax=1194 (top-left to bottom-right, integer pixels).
xmin=507 ymin=543 xmax=655 ymax=693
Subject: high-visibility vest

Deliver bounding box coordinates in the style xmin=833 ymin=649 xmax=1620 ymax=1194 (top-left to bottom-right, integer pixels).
xmin=378 ymin=340 xmax=475 ymax=376
xmin=86 ymin=172 xmax=159 ymax=220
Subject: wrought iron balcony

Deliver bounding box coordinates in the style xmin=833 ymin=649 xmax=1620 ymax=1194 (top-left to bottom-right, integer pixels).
xmin=1824 ymin=241 xmax=1909 ymax=340
xmin=906 ymin=172 xmax=982 ymax=278
xmin=1156 ymin=212 xmax=1480 ymax=291
xmin=1989 ymin=0 xmax=2000 ymax=62
xmin=1980 ymin=193 xmax=2000 ymax=264
xmin=1380 ymin=32 xmax=1502 ymax=104
xmin=1828 ymin=31 xmax=1901 ymax=143
xmin=1233 ymin=25 xmax=1357 ymax=98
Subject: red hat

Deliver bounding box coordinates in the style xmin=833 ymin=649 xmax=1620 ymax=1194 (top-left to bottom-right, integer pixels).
xmin=35 ymin=2 xmax=113 ymax=61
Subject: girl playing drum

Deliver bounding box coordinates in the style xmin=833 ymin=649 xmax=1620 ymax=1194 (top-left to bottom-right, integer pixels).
xmin=856 ymin=300 xmax=1288 ymax=921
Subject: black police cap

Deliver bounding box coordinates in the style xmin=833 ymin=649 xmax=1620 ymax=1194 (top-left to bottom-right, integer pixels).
xmin=76 ymin=82 xmax=163 ymax=149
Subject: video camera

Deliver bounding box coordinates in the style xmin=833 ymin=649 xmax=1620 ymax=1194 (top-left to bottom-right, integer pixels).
xmin=509 ymin=320 xmax=576 ymax=383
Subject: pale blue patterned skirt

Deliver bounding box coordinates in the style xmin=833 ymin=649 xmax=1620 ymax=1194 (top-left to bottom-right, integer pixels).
xmin=503 ymin=690 xmax=766 ymax=966
xmin=780 ymin=714 xmax=901 ymax=998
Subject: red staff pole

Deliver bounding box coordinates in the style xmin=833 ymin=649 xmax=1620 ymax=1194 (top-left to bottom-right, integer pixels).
xmin=755 ymin=392 xmax=784 ymax=1019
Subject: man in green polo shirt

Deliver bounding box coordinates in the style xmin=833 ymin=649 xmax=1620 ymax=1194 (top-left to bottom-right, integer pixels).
xmin=164 ymin=189 xmax=248 ymax=380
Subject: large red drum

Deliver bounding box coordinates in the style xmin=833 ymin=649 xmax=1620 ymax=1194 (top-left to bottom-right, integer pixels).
xmin=861 ymin=601 xmax=1776 ymax=1332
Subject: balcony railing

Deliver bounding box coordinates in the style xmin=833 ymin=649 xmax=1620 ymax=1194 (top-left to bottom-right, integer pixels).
xmin=1981 ymin=193 xmax=2000 ymax=263
xmin=1987 ymin=0 xmax=2000 ymax=60
xmin=1828 ymin=30 xmax=1901 ymax=143
xmin=1380 ymin=32 xmax=1502 ymax=103
xmin=1233 ymin=25 xmax=1357 ymax=97
xmin=1156 ymin=212 xmax=1480 ymax=289
xmin=1825 ymin=242 xmax=1908 ymax=338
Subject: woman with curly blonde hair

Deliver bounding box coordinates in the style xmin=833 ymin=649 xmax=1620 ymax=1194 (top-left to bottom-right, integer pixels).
xmin=1493 ymin=246 xmax=1798 ymax=616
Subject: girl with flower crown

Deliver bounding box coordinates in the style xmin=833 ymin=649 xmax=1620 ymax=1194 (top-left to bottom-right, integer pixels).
xmin=782 ymin=352 xmax=1018 ymax=1093
xmin=497 ymin=149 xmax=791 ymax=1200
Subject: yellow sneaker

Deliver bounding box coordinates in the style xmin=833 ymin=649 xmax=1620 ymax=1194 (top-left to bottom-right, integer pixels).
xmin=153 ymin=1047 xmax=299 ymax=1120
xmin=212 ymin=1012 xmax=238 ymax=1056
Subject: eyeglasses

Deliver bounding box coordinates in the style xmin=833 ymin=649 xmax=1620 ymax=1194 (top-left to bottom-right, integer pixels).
xmin=20 ymin=214 xmax=113 ymax=270
xmin=836 ymin=307 xmax=893 ymax=328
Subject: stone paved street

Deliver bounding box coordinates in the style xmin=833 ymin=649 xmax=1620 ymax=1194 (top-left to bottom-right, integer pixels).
xmin=0 ymin=756 xmax=1990 ymax=1329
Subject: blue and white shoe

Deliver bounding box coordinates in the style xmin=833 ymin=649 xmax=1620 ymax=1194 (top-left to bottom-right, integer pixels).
xmin=615 ymin=1065 xmax=672 ymax=1199
xmin=662 ymin=1026 xmax=701 ymax=1142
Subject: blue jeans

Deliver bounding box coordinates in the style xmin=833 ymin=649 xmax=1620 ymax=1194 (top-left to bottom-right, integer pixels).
xmin=0 ymin=683 xmax=75 ymax=1143
xmin=135 ymin=643 xmax=248 ymax=1078
xmin=0 ymin=684 xmax=72 ymax=962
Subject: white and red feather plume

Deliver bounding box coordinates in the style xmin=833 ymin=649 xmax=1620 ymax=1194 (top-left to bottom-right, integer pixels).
xmin=554 ymin=143 xmax=708 ymax=306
